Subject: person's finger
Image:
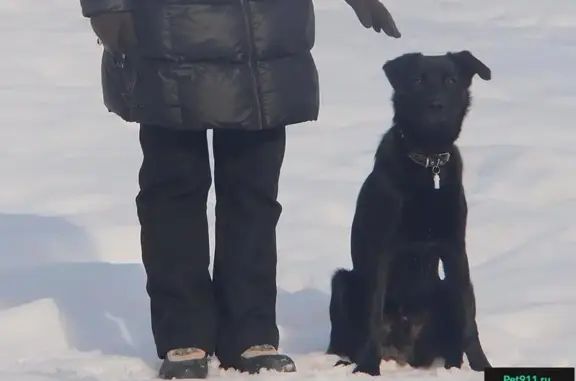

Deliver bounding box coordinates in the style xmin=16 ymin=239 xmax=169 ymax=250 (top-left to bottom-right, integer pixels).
xmin=372 ymin=1 xmax=401 ymax=38
xmin=345 ymin=0 xmax=374 ymax=28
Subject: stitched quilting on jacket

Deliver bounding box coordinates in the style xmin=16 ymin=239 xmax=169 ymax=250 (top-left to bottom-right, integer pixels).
xmin=81 ymin=0 xmax=320 ymax=130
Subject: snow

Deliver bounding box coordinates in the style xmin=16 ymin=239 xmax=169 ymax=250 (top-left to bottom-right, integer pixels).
xmin=0 ymin=0 xmax=575 ymax=379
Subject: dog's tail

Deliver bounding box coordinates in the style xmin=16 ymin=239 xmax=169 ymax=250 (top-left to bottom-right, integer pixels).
xmin=327 ymin=268 xmax=357 ymax=357
xmin=331 ymin=268 xmax=352 ymax=288
xmin=330 ymin=268 xmax=354 ymax=314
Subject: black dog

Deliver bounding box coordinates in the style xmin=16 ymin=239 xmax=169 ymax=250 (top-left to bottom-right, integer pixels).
xmin=326 ymin=51 xmax=493 ymax=376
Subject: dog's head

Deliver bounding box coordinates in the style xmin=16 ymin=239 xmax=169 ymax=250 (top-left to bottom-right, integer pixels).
xmin=383 ymin=51 xmax=491 ymax=150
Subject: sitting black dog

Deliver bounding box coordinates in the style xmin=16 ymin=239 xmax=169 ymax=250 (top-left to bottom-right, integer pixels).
xmin=326 ymin=51 xmax=493 ymax=376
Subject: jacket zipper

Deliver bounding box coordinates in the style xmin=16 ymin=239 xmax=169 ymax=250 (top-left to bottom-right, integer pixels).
xmin=240 ymin=0 xmax=264 ymax=130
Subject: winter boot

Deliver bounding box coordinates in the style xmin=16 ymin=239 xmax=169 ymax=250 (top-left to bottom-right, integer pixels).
xmin=158 ymin=348 xmax=209 ymax=379
xmin=226 ymin=344 xmax=296 ymax=374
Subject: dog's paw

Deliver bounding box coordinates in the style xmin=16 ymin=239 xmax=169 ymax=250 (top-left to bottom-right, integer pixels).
xmin=467 ymin=346 xmax=492 ymax=371
xmin=444 ymin=355 xmax=464 ymax=370
xmin=469 ymin=359 xmax=491 ymax=372
xmin=353 ymin=363 xmax=380 ymax=376
xmin=334 ymin=359 xmax=352 ymax=367
xmin=444 ymin=361 xmax=463 ymax=370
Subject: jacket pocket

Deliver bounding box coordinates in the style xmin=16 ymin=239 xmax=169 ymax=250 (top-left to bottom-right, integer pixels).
xmin=101 ymin=50 xmax=140 ymax=121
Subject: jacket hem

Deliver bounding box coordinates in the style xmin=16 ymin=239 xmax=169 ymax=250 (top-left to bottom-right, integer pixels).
xmin=80 ymin=0 xmax=133 ymax=18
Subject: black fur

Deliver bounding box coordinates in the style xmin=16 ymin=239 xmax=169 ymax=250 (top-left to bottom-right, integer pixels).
xmin=326 ymin=51 xmax=492 ymax=376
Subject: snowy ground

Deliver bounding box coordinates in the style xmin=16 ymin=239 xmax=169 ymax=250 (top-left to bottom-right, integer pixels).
xmin=1 ymin=0 xmax=575 ymax=379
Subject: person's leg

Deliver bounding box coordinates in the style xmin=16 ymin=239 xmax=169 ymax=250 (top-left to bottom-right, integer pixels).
xmin=211 ymin=126 xmax=294 ymax=373
xmin=136 ymin=124 xmax=215 ymax=379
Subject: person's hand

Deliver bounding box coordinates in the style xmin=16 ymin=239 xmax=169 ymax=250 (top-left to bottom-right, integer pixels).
xmin=90 ymin=11 xmax=137 ymax=54
xmin=345 ymin=0 xmax=401 ymax=38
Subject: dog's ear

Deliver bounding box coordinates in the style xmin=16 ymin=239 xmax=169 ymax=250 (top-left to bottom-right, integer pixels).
xmin=382 ymin=53 xmax=423 ymax=90
xmin=448 ymin=50 xmax=491 ymax=81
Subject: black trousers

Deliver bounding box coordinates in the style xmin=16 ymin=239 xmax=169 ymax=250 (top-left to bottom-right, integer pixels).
xmin=136 ymin=124 xmax=286 ymax=365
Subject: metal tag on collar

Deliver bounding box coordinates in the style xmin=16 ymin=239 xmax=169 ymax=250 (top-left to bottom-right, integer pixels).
xmin=438 ymin=153 xmax=451 ymax=165
xmin=424 ymin=153 xmax=450 ymax=168
xmin=432 ymin=166 xmax=441 ymax=189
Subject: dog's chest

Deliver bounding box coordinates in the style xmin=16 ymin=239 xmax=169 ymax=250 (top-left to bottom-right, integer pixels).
xmin=397 ymin=188 xmax=458 ymax=244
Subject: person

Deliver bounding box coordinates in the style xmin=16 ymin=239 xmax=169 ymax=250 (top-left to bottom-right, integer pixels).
xmin=78 ymin=0 xmax=400 ymax=378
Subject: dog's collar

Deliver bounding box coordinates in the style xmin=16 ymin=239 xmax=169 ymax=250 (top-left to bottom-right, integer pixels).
xmin=407 ymin=152 xmax=451 ymax=190
xmin=397 ymin=129 xmax=451 ymax=168
xmin=407 ymin=152 xmax=451 ymax=169
xmin=396 ymin=128 xmax=452 ymax=190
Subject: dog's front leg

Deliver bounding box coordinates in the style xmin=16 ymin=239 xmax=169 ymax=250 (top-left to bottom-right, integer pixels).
xmin=457 ymin=274 xmax=491 ymax=371
xmin=353 ymin=255 xmax=392 ymax=375
xmin=443 ymin=245 xmax=490 ymax=371
xmin=444 ymin=190 xmax=491 ymax=371
xmin=348 ymin=174 xmax=400 ymax=376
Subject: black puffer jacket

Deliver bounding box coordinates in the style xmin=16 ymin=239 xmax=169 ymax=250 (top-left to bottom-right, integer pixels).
xmin=80 ymin=0 xmax=320 ymax=130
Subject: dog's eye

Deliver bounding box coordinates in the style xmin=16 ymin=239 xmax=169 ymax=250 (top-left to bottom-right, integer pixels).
xmin=414 ymin=77 xmax=423 ymax=85
xmin=445 ymin=77 xmax=457 ymax=86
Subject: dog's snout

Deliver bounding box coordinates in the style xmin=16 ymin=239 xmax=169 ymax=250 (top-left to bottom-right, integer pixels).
xmin=428 ymin=100 xmax=444 ymax=110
